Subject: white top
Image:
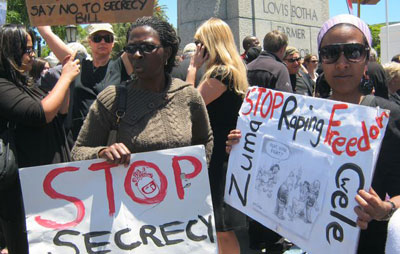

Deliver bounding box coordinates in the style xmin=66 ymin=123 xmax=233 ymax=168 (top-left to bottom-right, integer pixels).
xmin=385 ymin=208 xmax=400 ymax=254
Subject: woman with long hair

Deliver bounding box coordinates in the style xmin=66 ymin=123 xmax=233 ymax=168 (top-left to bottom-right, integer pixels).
xmin=186 ymin=17 xmax=248 ymax=254
xmin=0 ymin=24 xmax=79 ymax=254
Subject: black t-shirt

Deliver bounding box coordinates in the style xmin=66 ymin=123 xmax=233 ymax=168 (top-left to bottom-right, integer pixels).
xmin=68 ymin=56 xmax=129 ymax=140
xmin=0 ymin=78 xmax=70 ymax=167
xmin=206 ymin=67 xmax=243 ymax=170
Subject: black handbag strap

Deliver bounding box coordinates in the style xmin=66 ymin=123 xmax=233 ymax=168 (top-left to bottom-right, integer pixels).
xmin=113 ymin=81 xmax=128 ymax=129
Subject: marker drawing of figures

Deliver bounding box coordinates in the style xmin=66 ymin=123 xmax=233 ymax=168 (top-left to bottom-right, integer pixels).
xmin=305 ymin=180 xmax=320 ymax=223
xmin=255 ymin=164 xmax=280 ymax=198
xmin=275 ymin=171 xmax=296 ymax=220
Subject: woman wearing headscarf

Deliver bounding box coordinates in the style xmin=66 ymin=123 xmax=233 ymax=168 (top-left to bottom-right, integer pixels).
xmin=227 ymin=14 xmax=400 ymax=254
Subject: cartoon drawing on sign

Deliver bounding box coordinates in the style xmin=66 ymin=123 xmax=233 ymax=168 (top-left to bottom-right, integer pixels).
xmin=255 ymin=164 xmax=280 ymax=198
xmin=251 ymin=135 xmax=330 ymax=239
xmin=305 ymin=180 xmax=320 ymax=223
xmin=275 ymin=170 xmax=296 ymax=220
xmin=132 ymin=166 xmax=160 ymax=199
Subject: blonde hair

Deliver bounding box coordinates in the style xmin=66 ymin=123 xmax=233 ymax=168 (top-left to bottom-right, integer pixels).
xmin=283 ymin=46 xmax=299 ymax=60
xmin=194 ymin=18 xmax=248 ymax=96
xmin=383 ymin=62 xmax=400 ymax=84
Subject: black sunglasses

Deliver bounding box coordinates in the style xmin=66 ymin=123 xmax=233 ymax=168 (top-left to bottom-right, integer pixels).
xmin=124 ymin=44 xmax=162 ymax=55
xmin=319 ymin=43 xmax=369 ymax=64
xmin=285 ymin=57 xmax=301 ymax=63
xmin=91 ymin=34 xmax=114 ymax=43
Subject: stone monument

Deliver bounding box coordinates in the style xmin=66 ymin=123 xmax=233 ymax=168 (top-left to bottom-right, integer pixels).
xmin=178 ymin=0 xmax=329 ymax=56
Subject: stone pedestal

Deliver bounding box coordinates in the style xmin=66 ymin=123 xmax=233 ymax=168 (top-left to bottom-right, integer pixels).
xmin=178 ymin=0 xmax=329 ymax=56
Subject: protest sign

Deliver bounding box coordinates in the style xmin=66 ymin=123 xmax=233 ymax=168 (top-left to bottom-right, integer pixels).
xmin=25 ymin=0 xmax=154 ymax=26
xmin=19 ymin=145 xmax=217 ymax=254
xmin=225 ymin=87 xmax=389 ymax=254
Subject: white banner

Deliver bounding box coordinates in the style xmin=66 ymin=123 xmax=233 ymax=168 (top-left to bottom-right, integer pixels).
xmin=20 ymin=145 xmax=217 ymax=254
xmin=225 ymin=87 xmax=389 ymax=254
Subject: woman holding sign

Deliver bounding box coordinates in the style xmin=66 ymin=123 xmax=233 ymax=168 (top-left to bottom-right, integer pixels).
xmin=317 ymin=14 xmax=400 ymax=254
xmin=71 ymin=17 xmax=213 ymax=174
xmin=0 ymin=24 xmax=80 ymax=254
xmin=227 ymin=14 xmax=400 ymax=254
xmin=185 ymin=18 xmax=248 ymax=254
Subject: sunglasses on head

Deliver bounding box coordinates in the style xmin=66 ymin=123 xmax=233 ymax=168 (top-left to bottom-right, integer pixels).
xmin=123 ymin=43 xmax=162 ymax=55
xmin=91 ymin=34 xmax=114 ymax=43
xmin=319 ymin=43 xmax=369 ymax=64
xmin=285 ymin=57 xmax=301 ymax=63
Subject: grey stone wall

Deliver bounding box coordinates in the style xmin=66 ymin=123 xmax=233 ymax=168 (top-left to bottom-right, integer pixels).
xmin=178 ymin=0 xmax=329 ymax=56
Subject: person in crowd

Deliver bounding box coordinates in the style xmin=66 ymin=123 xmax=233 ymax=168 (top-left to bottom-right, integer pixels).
xmin=283 ymin=47 xmax=314 ymax=96
xmin=368 ymin=49 xmax=389 ymax=99
xmin=303 ymin=54 xmax=319 ymax=83
xmin=391 ymin=53 xmax=400 ymax=63
xmin=71 ymin=15 xmax=213 ymax=187
xmin=247 ymin=30 xmax=292 ymax=92
xmin=185 ymin=17 xmax=248 ymax=254
xmin=240 ymin=35 xmax=260 ymax=60
xmin=227 ymin=14 xmax=400 ymax=254
xmin=0 ymin=24 xmax=80 ymax=254
xmin=315 ymin=14 xmax=400 ymax=254
xmin=244 ymin=46 xmax=262 ymax=64
xmin=385 ymin=208 xmax=400 ymax=254
xmin=171 ymin=42 xmax=205 ymax=86
xmin=29 ymin=57 xmax=50 ymax=83
xmin=38 ymin=23 xmax=131 ymax=144
xmin=383 ymin=62 xmax=400 ymax=106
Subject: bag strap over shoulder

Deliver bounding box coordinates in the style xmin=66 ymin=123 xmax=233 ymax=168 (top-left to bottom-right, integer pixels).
xmin=113 ymin=80 xmax=129 ymax=129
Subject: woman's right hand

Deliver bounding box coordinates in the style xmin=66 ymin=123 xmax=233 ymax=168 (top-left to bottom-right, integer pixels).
xmin=225 ymin=129 xmax=242 ymax=154
xmin=190 ymin=43 xmax=209 ymax=69
xmin=61 ymin=51 xmax=80 ymax=83
xmin=98 ymin=143 xmax=131 ymax=166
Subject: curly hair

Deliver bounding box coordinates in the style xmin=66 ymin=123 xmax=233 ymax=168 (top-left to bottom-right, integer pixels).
xmin=0 ymin=24 xmax=35 ymax=86
xmin=127 ymin=16 xmax=179 ymax=74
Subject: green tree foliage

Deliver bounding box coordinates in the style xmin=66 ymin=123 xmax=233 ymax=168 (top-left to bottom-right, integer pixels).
xmin=6 ymin=0 xmax=30 ymax=25
xmin=369 ymin=24 xmax=384 ymax=59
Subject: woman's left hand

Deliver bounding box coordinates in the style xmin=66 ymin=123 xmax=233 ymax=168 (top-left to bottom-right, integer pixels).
xmin=354 ymin=188 xmax=391 ymax=229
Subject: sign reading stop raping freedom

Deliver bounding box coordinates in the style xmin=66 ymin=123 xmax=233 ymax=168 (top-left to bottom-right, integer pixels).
xmin=19 ymin=145 xmax=218 ymax=254
xmin=225 ymin=87 xmax=389 ymax=254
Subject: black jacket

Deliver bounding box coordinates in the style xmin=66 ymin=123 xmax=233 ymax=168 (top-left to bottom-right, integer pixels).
xmin=247 ymin=51 xmax=292 ymax=92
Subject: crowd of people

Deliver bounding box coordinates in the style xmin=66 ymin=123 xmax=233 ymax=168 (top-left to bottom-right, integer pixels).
xmin=0 ymin=13 xmax=399 ymax=254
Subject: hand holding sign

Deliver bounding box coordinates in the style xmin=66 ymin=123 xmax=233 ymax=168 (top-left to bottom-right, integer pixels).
xmin=98 ymin=142 xmax=131 ymax=166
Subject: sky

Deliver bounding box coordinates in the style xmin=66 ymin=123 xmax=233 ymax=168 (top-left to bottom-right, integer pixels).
xmin=158 ymin=0 xmax=400 ymax=27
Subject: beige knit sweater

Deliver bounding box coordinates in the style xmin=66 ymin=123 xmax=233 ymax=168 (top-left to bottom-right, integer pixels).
xmin=71 ymin=76 xmax=213 ymax=161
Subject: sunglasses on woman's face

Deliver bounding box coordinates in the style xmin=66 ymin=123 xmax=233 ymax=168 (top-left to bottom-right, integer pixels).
xmin=91 ymin=34 xmax=114 ymax=43
xmin=319 ymin=43 xmax=369 ymax=64
xmin=285 ymin=57 xmax=301 ymax=63
xmin=123 ymin=43 xmax=162 ymax=55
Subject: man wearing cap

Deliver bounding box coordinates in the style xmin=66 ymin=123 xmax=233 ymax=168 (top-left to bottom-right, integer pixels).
xmin=38 ymin=24 xmax=131 ymax=144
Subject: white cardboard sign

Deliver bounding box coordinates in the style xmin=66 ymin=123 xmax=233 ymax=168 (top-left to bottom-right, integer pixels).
xmin=225 ymin=87 xmax=389 ymax=254
xmin=19 ymin=145 xmax=217 ymax=254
